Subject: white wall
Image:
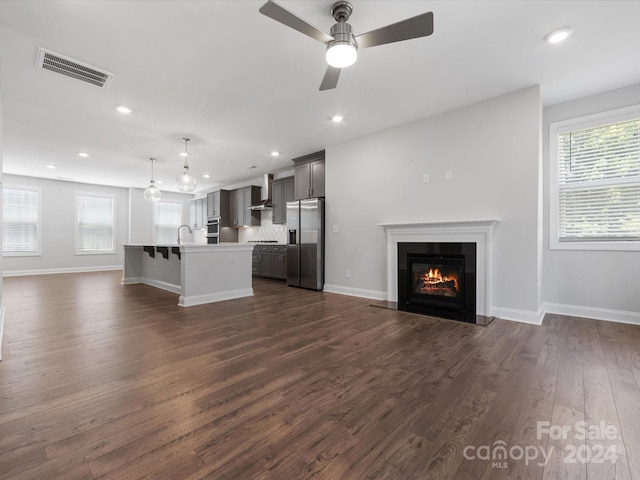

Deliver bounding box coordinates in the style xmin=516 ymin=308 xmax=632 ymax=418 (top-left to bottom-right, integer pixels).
xmin=543 ymin=83 xmax=640 ymax=323
xmin=324 ymin=86 xmax=543 ymax=323
xmin=2 ymin=175 xmax=130 ymax=275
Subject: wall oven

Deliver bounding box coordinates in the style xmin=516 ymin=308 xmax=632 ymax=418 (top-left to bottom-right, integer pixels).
xmin=206 ymin=217 xmax=220 ymax=244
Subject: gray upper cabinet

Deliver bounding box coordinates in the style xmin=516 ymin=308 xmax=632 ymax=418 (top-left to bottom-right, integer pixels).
xmin=229 ymin=188 xmax=240 ymax=227
xmin=293 ymin=150 xmax=325 ymax=200
xmin=207 ymin=190 xmax=231 ymax=226
xmin=230 ymin=186 xmax=261 ymax=227
xmin=272 ymin=176 xmax=294 ymax=225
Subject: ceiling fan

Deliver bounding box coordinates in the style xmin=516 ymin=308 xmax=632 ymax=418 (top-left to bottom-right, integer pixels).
xmin=259 ymin=0 xmax=434 ymax=91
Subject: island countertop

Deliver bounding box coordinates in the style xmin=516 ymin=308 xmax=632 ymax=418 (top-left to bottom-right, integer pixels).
xmin=123 ymin=242 xmax=254 ymax=250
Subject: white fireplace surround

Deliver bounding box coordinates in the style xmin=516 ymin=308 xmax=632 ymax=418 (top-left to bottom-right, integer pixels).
xmin=381 ymin=219 xmax=499 ymax=317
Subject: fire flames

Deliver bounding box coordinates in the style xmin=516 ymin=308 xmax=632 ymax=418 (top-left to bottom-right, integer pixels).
xmin=415 ymin=267 xmax=459 ymax=297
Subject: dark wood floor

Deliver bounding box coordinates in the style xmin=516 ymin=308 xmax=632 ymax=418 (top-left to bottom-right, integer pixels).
xmin=1 ymin=271 xmax=639 ymax=480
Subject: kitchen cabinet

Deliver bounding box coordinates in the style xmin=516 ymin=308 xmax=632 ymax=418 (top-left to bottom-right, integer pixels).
xmin=230 ymin=186 xmax=261 ymax=227
xmin=207 ymin=191 xmax=219 ymax=218
xmin=189 ymin=197 xmax=207 ymax=229
xmin=229 ymin=190 xmax=244 ymax=227
xmin=252 ymin=245 xmax=286 ymax=280
xmin=271 ymin=176 xmax=294 ymax=225
xmin=259 ymin=248 xmax=273 ymax=277
xmin=293 ymin=150 xmax=325 ymax=199
xmin=272 ymin=245 xmax=287 ymax=279
xmin=207 ymin=190 xmax=231 ymax=226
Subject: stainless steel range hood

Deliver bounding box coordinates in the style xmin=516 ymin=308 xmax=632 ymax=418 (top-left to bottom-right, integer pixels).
xmin=249 ymin=173 xmax=273 ymax=210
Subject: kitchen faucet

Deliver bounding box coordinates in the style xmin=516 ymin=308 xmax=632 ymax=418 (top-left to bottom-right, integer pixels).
xmin=177 ymin=224 xmax=192 ymax=244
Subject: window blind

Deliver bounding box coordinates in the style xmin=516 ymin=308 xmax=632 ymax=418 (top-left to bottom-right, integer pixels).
xmin=2 ymin=188 xmax=39 ymax=253
xmin=77 ymin=195 xmax=114 ymax=252
xmin=557 ymin=119 xmax=640 ymax=241
xmin=155 ymin=202 xmax=182 ymax=244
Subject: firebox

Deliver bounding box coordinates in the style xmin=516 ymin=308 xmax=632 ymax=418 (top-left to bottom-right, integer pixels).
xmin=407 ymin=254 xmax=464 ymax=311
xmin=398 ymin=242 xmax=477 ymax=323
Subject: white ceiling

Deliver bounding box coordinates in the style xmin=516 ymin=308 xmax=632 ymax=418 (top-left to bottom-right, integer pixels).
xmin=1 ymin=0 xmax=640 ymax=193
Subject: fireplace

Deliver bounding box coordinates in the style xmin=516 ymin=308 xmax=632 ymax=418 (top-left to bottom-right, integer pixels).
xmin=398 ymin=242 xmax=477 ymax=323
xmin=382 ymin=220 xmax=498 ymax=324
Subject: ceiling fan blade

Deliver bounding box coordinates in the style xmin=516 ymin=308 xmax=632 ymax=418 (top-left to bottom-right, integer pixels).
xmin=319 ymin=66 xmax=341 ymax=91
xmin=259 ymin=0 xmax=334 ymax=44
xmin=355 ymin=11 xmax=434 ymax=49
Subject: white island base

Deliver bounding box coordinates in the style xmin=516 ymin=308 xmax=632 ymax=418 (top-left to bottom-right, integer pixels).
xmin=122 ymin=243 xmax=254 ymax=307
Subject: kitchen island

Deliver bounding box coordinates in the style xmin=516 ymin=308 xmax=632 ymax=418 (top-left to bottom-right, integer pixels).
xmin=122 ymin=243 xmax=254 ymax=307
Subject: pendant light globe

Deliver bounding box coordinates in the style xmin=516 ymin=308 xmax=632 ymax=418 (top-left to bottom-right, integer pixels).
xmin=144 ymin=158 xmax=162 ymax=202
xmin=176 ymin=138 xmax=196 ymax=192
xmin=144 ymin=183 xmax=162 ymax=202
xmin=176 ymin=169 xmax=197 ymax=192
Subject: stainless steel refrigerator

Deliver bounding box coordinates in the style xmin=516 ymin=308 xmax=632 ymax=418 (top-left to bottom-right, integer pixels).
xmin=286 ymin=198 xmax=324 ymax=290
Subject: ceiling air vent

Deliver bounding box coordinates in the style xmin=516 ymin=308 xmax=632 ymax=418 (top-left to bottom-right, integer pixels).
xmin=36 ymin=47 xmax=114 ymax=89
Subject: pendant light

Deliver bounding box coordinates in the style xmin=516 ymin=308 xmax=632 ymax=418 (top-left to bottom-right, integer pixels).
xmin=176 ymin=137 xmax=196 ymax=192
xmin=144 ymin=157 xmax=162 ymax=202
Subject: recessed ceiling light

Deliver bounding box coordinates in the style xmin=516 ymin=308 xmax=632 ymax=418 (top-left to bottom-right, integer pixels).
xmin=156 ymin=180 xmax=163 ymax=185
xmin=45 ymin=163 xmax=56 ymax=169
xmin=78 ymin=152 xmax=90 ymax=158
xmin=331 ymin=115 xmax=344 ymax=123
xmin=248 ymin=165 xmax=257 ymax=169
xmin=203 ymin=173 xmax=211 ymax=179
xmin=115 ymin=105 xmax=132 ymax=114
xmin=545 ymin=27 xmax=573 ymax=44
xmin=270 ymin=151 xmax=280 ymax=157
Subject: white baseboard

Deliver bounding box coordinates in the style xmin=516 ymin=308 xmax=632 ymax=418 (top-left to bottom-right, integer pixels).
xmin=3 ymin=265 xmax=123 ymax=277
xmin=323 ymin=284 xmax=387 ymax=301
xmin=179 ymin=288 xmax=253 ymax=307
xmin=543 ymin=302 xmax=640 ymax=326
xmin=0 ymin=303 xmax=5 ymax=361
xmin=139 ymin=277 xmax=181 ymax=295
xmin=491 ymin=306 xmax=544 ymax=325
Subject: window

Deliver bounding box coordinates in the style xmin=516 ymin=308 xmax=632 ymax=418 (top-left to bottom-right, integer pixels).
xmin=76 ymin=194 xmax=115 ymax=254
xmin=550 ymin=105 xmax=640 ymax=250
xmin=2 ymin=186 xmax=40 ymax=256
xmin=155 ymin=202 xmax=182 ymax=244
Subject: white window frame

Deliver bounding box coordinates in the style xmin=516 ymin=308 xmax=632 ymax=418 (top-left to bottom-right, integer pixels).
xmin=153 ymin=201 xmax=183 ymax=244
xmin=2 ymin=185 xmax=42 ymax=257
xmin=549 ymin=104 xmax=640 ymax=251
xmin=75 ymin=192 xmax=116 ymax=255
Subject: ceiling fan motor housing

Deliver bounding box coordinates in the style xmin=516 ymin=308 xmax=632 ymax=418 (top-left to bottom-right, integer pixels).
xmin=331 ymin=1 xmax=353 ymax=22
xmin=329 ymin=21 xmax=357 ymax=49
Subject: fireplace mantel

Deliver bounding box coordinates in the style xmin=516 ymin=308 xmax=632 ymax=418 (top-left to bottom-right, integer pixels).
xmin=380 ymin=219 xmax=499 ymax=316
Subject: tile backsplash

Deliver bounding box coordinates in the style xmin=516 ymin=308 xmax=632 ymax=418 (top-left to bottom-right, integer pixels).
xmin=238 ymin=210 xmax=287 ymax=243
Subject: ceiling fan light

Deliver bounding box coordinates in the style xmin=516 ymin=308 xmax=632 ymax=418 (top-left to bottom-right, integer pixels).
xmin=326 ymin=42 xmax=357 ymax=68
